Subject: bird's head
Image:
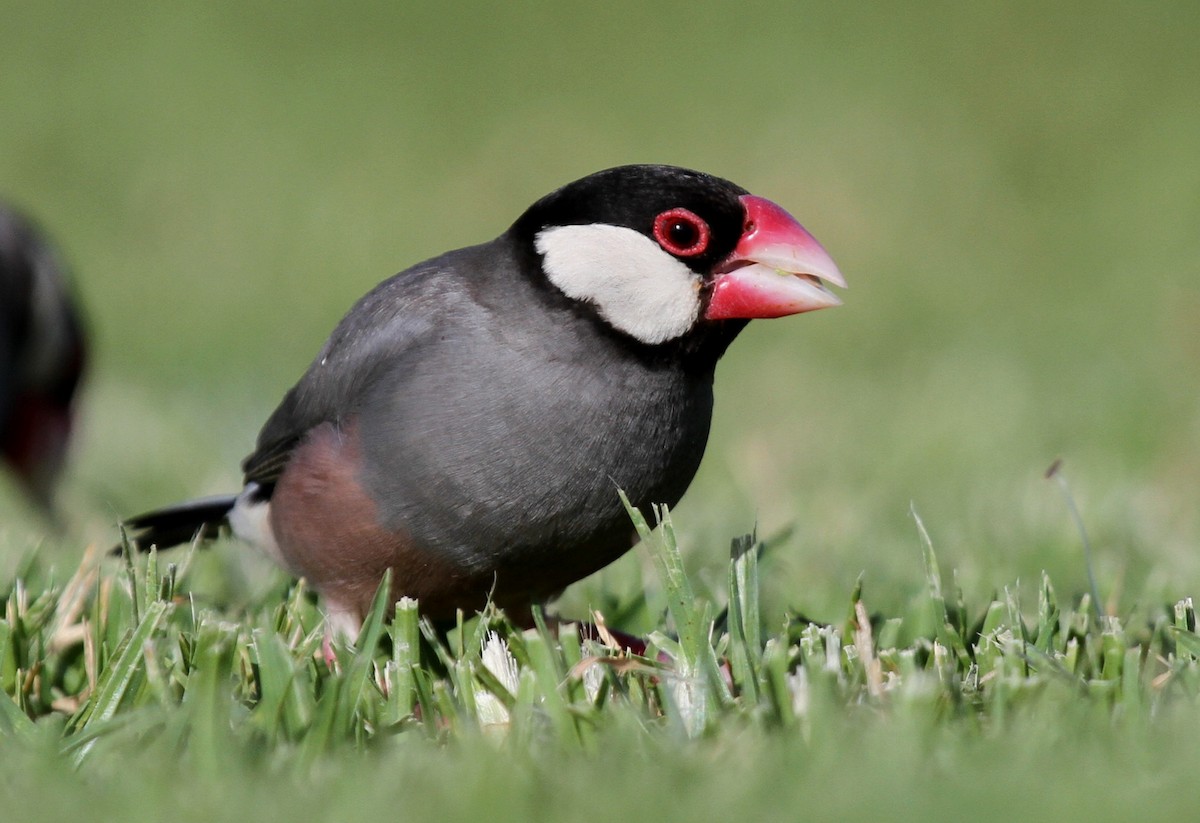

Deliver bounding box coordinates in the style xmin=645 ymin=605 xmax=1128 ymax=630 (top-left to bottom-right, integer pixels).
xmin=510 ymin=164 xmax=845 ymax=347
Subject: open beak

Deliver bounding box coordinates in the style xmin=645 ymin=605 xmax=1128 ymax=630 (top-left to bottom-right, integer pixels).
xmin=704 ymin=194 xmax=846 ymax=320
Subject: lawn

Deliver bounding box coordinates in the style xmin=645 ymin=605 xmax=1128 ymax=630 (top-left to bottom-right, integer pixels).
xmin=2 ymin=2 xmax=1199 ymax=820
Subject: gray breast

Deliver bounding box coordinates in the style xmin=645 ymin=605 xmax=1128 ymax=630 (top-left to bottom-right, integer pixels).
xmin=356 ymin=289 xmax=714 ymax=572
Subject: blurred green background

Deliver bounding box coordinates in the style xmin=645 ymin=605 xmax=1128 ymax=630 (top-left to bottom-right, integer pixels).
xmin=2 ymin=1 xmax=1197 ymax=621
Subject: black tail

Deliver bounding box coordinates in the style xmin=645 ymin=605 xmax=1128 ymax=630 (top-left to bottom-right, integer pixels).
xmin=116 ymin=494 xmax=239 ymax=554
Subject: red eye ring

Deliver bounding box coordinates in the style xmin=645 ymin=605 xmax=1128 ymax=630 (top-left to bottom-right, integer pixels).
xmin=652 ymin=208 xmax=710 ymax=257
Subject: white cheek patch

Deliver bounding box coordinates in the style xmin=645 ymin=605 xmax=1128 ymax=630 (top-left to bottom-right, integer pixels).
xmin=535 ymin=224 xmax=702 ymax=345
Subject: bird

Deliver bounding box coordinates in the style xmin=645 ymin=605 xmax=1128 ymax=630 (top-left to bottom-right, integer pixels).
xmin=0 ymin=202 xmax=87 ymax=512
xmin=121 ymin=164 xmax=844 ymax=633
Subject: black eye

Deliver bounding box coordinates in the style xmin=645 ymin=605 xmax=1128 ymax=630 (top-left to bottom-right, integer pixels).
xmin=653 ymin=208 xmax=710 ymax=257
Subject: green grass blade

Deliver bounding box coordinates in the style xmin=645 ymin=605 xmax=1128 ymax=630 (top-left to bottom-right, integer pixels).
xmin=70 ymin=599 xmax=169 ymax=763
xmin=0 ymin=686 xmax=37 ymax=743
xmin=385 ymin=597 xmax=420 ymax=725
xmin=727 ymin=533 xmax=762 ymax=704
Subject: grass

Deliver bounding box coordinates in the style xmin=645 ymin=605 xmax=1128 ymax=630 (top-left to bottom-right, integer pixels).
xmin=2 ymin=1 xmax=1200 ymax=820
xmin=5 ymin=498 xmax=1200 ymax=822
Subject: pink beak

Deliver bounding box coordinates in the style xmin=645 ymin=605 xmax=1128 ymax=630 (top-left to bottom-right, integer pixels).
xmin=705 ymin=194 xmax=846 ymax=320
